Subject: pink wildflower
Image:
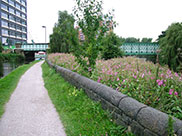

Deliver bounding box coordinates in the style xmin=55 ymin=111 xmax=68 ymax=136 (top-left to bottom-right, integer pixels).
xmin=175 ymin=72 xmax=179 ymax=77
xmin=174 ymin=91 xmax=178 ymax=96
xmin=133 ymin=74 xmax=137 ymax=79
xmin=88 ymin=67 xmax=92 ymax=72
xmin=97 ymin=77 xmax=101 ymax=83
xmin=117 ymin=77 xmax=120 ymax=81
xmin=169 ymin=89 xmax=174 ymax=95
xmin=115 ymin=72 xmax=118 ymax=76
xmin=156 ymin=79 xmax=163 ymax=86
xmin=141 ymin=73 xmax=144 ymax=78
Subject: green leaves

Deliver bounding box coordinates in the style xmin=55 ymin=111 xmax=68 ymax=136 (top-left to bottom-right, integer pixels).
xmin=73 ymin=0 xmax=116 ymax=76
xmin=159 ymin=22 xmax=182 ymax=72
xmin=0 ymin=42 xmax=3 ymax=53
xmin=50 ymin=11 xmax=78 ymax=53
xmin=101 ymin=32 xmax=124 ymax=60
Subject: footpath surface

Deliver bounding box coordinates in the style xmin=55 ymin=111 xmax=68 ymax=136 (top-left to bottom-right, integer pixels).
xmin=0 ymin=61 xmax=66 ymax=136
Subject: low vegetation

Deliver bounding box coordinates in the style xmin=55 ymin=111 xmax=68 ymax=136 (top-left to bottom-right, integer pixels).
xmin=48 ymin=53 xmax=182 ymax=120
xmin=0 ymin=53 xmax=25 ymax=63
xmin=0 ymin=61 xmax=38 ymax=118
xmin=42 ymin=62 xmax=134 ymax=136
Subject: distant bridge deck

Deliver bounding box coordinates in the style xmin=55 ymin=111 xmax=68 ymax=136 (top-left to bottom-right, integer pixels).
xmin=121 ymin=43 xmax=159 ymax=55
xmin=20 ymin=43 xmax=49 ymax=51
xmin=3 ymin=43 xmax=49 ymax=51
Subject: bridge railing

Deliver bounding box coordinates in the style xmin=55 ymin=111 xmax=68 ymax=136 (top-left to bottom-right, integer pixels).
xmin=120 ymin=43 xmax=159 ymax=55
xmin=21 ymin=43 xmax=49 ymax=51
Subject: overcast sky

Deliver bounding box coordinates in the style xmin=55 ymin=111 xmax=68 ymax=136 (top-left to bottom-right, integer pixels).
xmin=27 ymin=0 xmax=182 ymax=43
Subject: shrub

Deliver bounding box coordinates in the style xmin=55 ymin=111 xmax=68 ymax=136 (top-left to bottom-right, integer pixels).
xmin=101 ymin=32 xmax=124 ymax=60
xmin=48 ymin=53 xmax=182 ymax=120
xmin=159 ymin=22 xmax=182 ymax=72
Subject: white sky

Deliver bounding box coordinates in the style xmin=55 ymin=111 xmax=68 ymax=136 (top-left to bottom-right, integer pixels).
xmin=27 ymin=0 xmax=182 ymax=43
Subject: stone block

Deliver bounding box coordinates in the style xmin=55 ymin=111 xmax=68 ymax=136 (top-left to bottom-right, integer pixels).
xmin=114 ymin=112 xmax=132 ymax=126
xmin=119 ymin=97 xmax=146 ymax=119
xmin=77 ymin=76 xmax=101 ymax=92
xmin=143 ymin=129 xmax=158 ymax=136
xmin=137 ymin=107 xmax=169 ymax=135
xmin=177 ymin=128 xmax=182 ymax=136
xmin=172 ymin=117 xmax=182 ymax=134
xmin=130 ymin=120 xmax=144 ymax=136
xmin=121 ymin=113 xmax=132 ymax=125
xmin=84 ymin=89 xmax=101 ymax=102
xmin=115 ymin=118 xmax=128 ymax=128
xmin=96 ymin=84 xmax=127 ymax=107
xmin=47 ymin=60 xmax=54 ymax=68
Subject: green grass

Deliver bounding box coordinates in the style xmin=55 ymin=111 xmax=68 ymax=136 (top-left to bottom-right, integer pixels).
xmin=0 ymin=61 xmax=39 ymax=118
xmin=42 ymin=62 xmax=134 ymax=136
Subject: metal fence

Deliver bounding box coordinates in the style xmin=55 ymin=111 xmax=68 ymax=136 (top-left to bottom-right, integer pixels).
xmin=120 ymin=43 xmax=159 ymax=55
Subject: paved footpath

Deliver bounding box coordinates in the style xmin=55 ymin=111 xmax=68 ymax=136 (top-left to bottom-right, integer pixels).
xmin=0 ymin=61 xmax=66 ymax=136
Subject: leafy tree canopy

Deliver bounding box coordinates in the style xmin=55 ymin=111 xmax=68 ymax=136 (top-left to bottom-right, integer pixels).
xmin=0 ymin=42 xmax=3 ymax=53
xmin=73 ymin=0 xmax=116 ymax=75
xmin=141 ymin=38 xmax=153 ymax=43
xmin=50 ymin=11 xmax=78 ymax=53
xmin=124 ymin=37 xmax=140 ymax=43
xmin=101 ymin=32 xmax=124 ymax=60
xmin=159 ymin=22 xmax=182 ymax=72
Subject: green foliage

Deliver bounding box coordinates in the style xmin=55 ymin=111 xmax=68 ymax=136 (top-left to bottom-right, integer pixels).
xmin=159 ymin=22 xmax=182 ymax=72
xmin=48 ymin=54 xmax=182 ymax=120
xmin=141 ymin=37 xmax=153 ymax=43
xmin=101 ymin=32 xmax=124 ymax=60
xmin=0 ymin=61 xmax=38 ymax=118
xmin=50 ymin=11 xmax=79 ymax=53
xmin=0 ymin=53 xmax=24 ymax=63
xmin=0 ymin=42 xmax=3 ymax=53
xmin=73 ymin=0 xmax=116 ymax=75
xmin=168 ymin=115 xmax=175 ymax=136
xmin=0 ymin=60 xmax=3 ymax=77
xmin=124 ymin=37 xmax=140 ymax=43
xmin=121 ymin=37 xmax=153 ymax=43
xmin=42 ymin=62 xmax=134 ymax=136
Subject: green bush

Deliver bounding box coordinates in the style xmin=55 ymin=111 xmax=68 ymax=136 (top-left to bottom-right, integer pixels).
xmin=159 ymin=22 xmax=182 ymax=72
xmin=101 ymin=32 xmax=124 ymax=60
xmin=0 ymin=53 xmax=25 ymax=63
xmin=0 ymin=43 xmax=3 ymax=53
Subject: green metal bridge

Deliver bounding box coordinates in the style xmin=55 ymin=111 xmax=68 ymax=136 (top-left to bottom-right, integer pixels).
xmin=3 ymin=43 xmax=49 ymax=51
xmin=20 ymin=43 xmax=49 ymax=51
xmin=120 ymin=43 xmax=159 ymax=55
xmin=3 ymin=43 xmax=159 ymax=56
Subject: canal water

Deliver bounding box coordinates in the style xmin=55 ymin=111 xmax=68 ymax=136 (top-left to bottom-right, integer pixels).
xmin=0 ymin=61 xmax=22 ymax=78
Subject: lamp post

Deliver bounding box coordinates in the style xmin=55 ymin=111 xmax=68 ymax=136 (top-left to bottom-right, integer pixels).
xmin=42 ymin=26 xmax=46 ymax=43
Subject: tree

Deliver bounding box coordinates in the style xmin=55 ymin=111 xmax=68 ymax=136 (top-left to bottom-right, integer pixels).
xmin=73 ymin=0 xmax=116 ymax=75
xmin=124 ymin=37 xmax=140 ymax=43
xmin=50 ymin=11 xmax=78 ymax=53
xmin=101 ymin=32 xmax=124 ymax=60
xmin=159 ymin=22 xmax=182 ymax=72
xmin=141 ymin=38 xmax=153 ymax=43
xmin=0 ymin=42 xmax=3 ymax=53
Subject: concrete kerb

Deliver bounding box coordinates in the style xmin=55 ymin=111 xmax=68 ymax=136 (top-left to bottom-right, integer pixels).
xmin=46 ymin=60 xmax=182 ymax=136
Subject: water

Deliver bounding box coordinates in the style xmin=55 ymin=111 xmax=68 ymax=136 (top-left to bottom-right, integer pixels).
xmin=0 ymin=61 xmax=21 ymax=78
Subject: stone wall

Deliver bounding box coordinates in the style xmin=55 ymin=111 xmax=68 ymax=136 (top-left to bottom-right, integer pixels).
xmin=46 ymin=60 xmax=182 ymax=136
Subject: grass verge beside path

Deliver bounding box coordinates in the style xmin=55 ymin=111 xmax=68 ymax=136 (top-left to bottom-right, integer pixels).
xmin=42 ymin=62 xmax=134 ymax=136
xmin=0 ymin=61 xmax=39 ymax=118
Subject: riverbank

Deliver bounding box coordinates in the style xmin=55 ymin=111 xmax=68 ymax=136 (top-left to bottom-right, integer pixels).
xmin=0 ymin=61 xmax=66 ymax=136
xmin=42 ymin=62 xmax=134 ymax=136
xmin=0 ymin=53 xmax=24 ymax=63
xmin=0 ymin=61 xmax=38 ymax=118
xmin=0 ymin=53 xmax=25 ymax=78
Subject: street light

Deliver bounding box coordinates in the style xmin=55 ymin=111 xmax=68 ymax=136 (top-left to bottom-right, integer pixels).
xmin=42 ymin=26 xmax=47 ymax=43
